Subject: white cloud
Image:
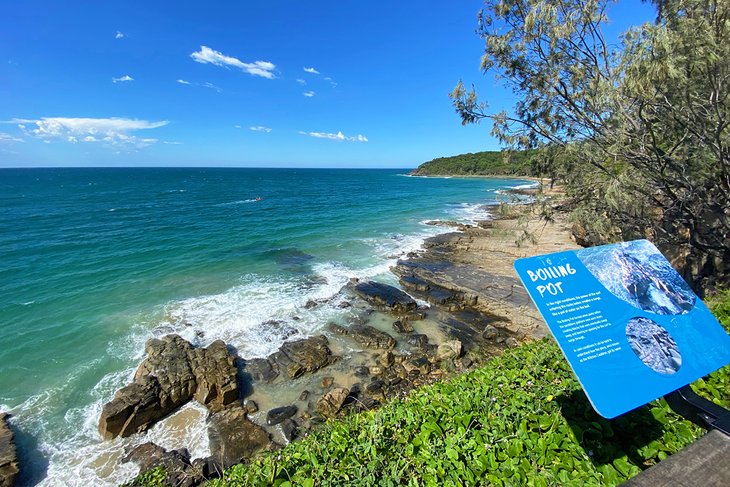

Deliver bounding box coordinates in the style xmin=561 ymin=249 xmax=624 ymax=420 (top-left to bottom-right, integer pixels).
xmin=15 ymin=117 xmax=168 ymax=148
xmin=201 ymin=81 xmax=222 ymax=92
xmin=249 ymin=126 xmax=272 ymax=133
xmin=112 ymin=75 xmax=134 ymax=83
xmin=299 ymin=130 xmax=368 ymax=142
xmin=303 ymin=67 xmax=319 ymax=74
xmin=296 ymin=79 xmax=306 ymax=85
xmin=191 ymin=46 xmax=276 ymax=79
xmin=115 ymin=31 xmax=124 ymax=39
xmin=176 ymin=79 xmax=191 ymax=85
xmin=303 ymin=91 xmax=315 ymax=98
xmin=0 ymin=132 xmax=24 ymax=143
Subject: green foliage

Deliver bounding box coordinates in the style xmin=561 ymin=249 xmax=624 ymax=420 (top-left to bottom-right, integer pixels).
xmin=209 ymin=291 xmax=730 ymax=486
xmin=123 ymin=466 xmax=168 ymax=487
xmin=411 ymin=150 xmax=535 ymax=176
xmin=452 ymin=0 xmax=730 ymax=294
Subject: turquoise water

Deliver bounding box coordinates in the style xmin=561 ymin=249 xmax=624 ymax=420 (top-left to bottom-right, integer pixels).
xmin=0 ymin=168 xmax=531 ymax=485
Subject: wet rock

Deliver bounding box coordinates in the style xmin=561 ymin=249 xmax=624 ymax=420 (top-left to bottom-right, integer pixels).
xmin=482 ymin=325 xmax=500 ymax=340
xmin=369 ymin=365 xmax=385 ymax=376
xmin=267 ymin=405 xmax=298 ymax=426
xmin=279 ymin=419 xmax=298 ymax=443
xmin=406 ymin=334 xmax=429 ymax=349
xmin=350 ymin=281 xmax=417 ymax=314
xmin=244 ymin=358 xmax=279 ymax=383
xmin=321 ymin=376 xmax=334 ymax=389
xmin=353 ymin=366 xmax=370 ymax=377
xmin=99 ymin=335 xmax=240 ymax=440
xmin=243 ymin=399 xmax=258 ymax=415
xmin=392 ymin=320 xmax=414 ymax=334
xmin=0 ymin=413 xmax=19 ymax=487
xmin=272 ymin=336 xmax=338 ymax=379
xmin=436 ymin=340 xmax=463 ymax=361
xmin=338 ymin=301 xmax=352 ymax=309
xmin=123 ymin=442 xmax=204 ymax=487
xmin=299 ymin=390 xmax=310 ymax=401
xmin=315 ymin=387 xmax=350 ymax=419
xmin=350 ymin=325 xmax=396 ymax=350
xmin=304 ymin=299 xmax=318 ymax=309
xmin=366 ymin=379 xmax=385 ymax=395
xmin=208 ymin=405 xmax=273 ymax=469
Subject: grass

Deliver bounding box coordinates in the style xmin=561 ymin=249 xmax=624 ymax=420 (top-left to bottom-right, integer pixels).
xmin=130 ymin=290 xmax=730 ymax=486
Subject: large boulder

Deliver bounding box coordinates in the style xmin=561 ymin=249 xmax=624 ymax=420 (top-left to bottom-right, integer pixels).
xmin=315 ymin=387 xmax=350 ymax=419
xmin=207 ymin=405 xmax=274 ymax=470
xmin=99 ymin=335 xmax=240 ymax=440
xmin=0 ymin=413 xmax=19 ymax=487
xmin=350 ymin=281 xmax=417 ymax=314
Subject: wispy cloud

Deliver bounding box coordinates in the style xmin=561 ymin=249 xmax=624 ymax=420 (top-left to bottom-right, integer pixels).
xmin=176 ymin=79 xmax=191 ymax=85
xmin=303 ymin=91 xmax=315 ymax=98
xmin=296 ymin=79 xmax=306 ymax=85
xmin=115 ymin=31 xmax=124 ymax=39
xmin=303 ymin=67 xmax=319 ymax=74
xmin=299 ymin=130 xmax=368 ymax=142
xmin=324 ymin=76 xmax=338 ymax=88
xmin=14 ymin=117 xmax=168 ymax=148
xmin=112 ymin=75 xmax=134 ymax=83
xmin=0 ymin=132 xmax=24 ymax=143
xmin=249 ymin=126 xmax=272 ymax=133
xmin=176 ymin=78 xmax=222 ymax=93
xmin=191 ymin=46 xmax=276 ymax=79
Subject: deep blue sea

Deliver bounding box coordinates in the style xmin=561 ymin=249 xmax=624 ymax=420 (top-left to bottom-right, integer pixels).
xmin=0 ymin=168 xmax=532 ymax=485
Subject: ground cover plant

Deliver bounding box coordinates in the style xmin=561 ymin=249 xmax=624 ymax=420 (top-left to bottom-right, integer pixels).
xmin=205 ymin=290 xmax=730 ymax=486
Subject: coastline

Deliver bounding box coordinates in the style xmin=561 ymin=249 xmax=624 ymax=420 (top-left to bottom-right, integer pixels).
xmin=109 ymin=183 xmax=579 ymax=485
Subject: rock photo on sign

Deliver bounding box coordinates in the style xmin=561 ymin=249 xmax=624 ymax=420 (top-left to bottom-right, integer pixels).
xmin=625 ymin=317 xmax=682 ymax=375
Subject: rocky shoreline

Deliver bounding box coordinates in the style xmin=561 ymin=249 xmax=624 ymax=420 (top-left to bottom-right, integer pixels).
xmin=0 ymin=185 xmax=580 ymax=487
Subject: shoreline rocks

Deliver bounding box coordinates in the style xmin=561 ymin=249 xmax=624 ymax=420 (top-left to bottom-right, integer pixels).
xmin=99 ymin=335 xmax=239 ymax=440
xmin=0 ymin=413 xmax=19 ymax=487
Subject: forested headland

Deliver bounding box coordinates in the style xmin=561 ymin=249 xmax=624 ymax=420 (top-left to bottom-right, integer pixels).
xmin=411 ymin=150 xmax=535 ymax=176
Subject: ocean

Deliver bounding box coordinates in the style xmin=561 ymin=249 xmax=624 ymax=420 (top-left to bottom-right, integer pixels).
xmin=0 ymin=168 xmax=533 ymax=485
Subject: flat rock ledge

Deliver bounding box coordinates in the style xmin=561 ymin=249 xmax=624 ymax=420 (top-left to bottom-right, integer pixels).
xmin=0 ymin=413 xmax=19 ymax=487
xmin=348 ymin=280 xmax=418 ymax=315
xmin=99 ymin=335 xmax=239 ymax=440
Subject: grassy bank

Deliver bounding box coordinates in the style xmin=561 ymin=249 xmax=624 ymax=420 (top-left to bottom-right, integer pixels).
xmin=197 ymin=291 xmax=730 ymax=487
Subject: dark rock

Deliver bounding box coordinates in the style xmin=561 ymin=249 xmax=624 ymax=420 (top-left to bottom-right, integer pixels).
xmin=304 ymin=299 xmax=318 ymax=309
xmin=353 ymin=366 xmax=370 ymax=377
xmin=403 ymin=357 xmax=431 ymax=375
xmin=266 ymin=405 xmax=298 ymax=426
xmin=315 ymin=387 xmax=350 ymax=418
xmin=99 ymin=335 xmax=240 ymax=440
xmin=505 ymin=337 xmax=520 ymax=348
xmin=208 ymin=405 xmax=273 ymax=469
xmin=299 ymin=390 xmax=310 ymax=401
xmin=0 ymin=413 xmax=19 ymax=487
xmin=279 ymin=419 xmax=298 ymax=443
xmin=392 ymin=320 xmax=414 ymax=333
xmin=366 ymin=379 xmax=385 ymax=395
xmin=123 ymin=442 xmax=204 ymax=487
xmin=320 ymin=376 xmax=334 ymax=389
xmin=379 ymin=351 xmax=395 ymax=367
xmin=406 ymin=334 xmax=429 ymax=349
xmin=350 ymin=281 xmax=417 ymax=314
xmin=244 ymin=358 xmax=279 ymax=383
xmin=338 ymin=301 xmax=352 ymax=309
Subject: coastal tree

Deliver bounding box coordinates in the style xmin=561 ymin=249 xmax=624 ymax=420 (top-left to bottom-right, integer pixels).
xmin=451 ymin=0 xmax=730 ymax=294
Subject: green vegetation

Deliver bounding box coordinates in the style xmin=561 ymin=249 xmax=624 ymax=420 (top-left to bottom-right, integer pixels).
xmin=198 ymin=292 xmax=730 ymax=487
xmin=451 ymin=0 xmax=730 ymax=295
xmin=411 ymin=150 xmax=535 ymax=176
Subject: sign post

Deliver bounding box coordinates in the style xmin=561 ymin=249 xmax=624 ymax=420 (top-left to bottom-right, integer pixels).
xmin=514 ymin=239 xmax=730 ymax=428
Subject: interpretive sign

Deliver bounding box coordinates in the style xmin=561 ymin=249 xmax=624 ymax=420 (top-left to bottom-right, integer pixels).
xmin=514 ymin=239 xmax=730 ymax=419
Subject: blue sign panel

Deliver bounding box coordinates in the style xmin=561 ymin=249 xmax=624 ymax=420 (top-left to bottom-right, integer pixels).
xmin=514 ymin=239 xmax=730 ymax=418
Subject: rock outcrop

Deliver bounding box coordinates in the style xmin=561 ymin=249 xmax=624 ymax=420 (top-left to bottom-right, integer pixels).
xmin=0 ymin=413 xmax=19 ymax=487
xmin=328 ymin=323 xmax=396 ymax=350
xmin=243 ymin=335 xmax=339 ymax=384
xmin=349 ymin=280 xmax=417 ymax=315
xmin=207 ymin=405 xmax=274 ymax=470
xmin=123 ymin=442 xmax=205 ymax=487
xmin=99 ymin=335 xmax=239 ymax=440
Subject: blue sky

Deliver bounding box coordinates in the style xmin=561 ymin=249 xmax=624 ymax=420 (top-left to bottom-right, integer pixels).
xmin=0 ymin=1 xmax=655 ymax=168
